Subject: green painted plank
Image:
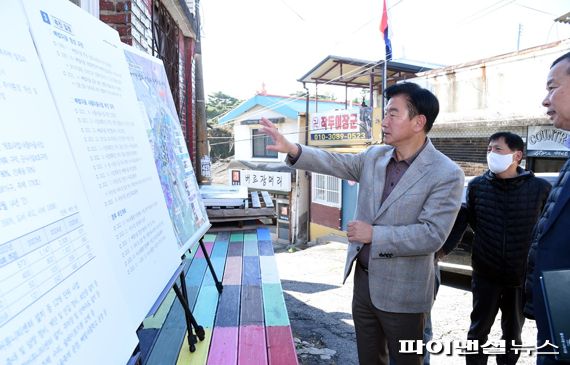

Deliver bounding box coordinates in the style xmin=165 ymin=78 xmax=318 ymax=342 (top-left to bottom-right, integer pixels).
xmin=193 ymin=285 xmax=220 ymax=328
xmin=203 ymin=233 xmax=217 ymax=242
xmin=243 ymin=239 xmax=259 ymax=256
xmin=230 ymin=232 xmax=244 ymax=242
xmin=262 ymin=283 xmax=290 ymax=326
xmin=260 ymin=256 xmax=280 ymax=284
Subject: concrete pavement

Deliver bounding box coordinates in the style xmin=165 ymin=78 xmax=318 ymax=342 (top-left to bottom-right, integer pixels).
xmin=274 ymin=236 xmax=539 ymax=365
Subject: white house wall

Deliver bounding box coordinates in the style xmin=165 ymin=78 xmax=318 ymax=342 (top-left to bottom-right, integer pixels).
xmin=233 ymin=105 xmax=301 ymax=161
xmin=411 ymin=41 xmax=570 ymax=126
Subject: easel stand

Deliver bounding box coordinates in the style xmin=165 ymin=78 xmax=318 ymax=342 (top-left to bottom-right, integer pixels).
xmin=199 ymin=238 xmax=224 ymax=293
xmin=174 ymin=238 xmax=223 ymax=353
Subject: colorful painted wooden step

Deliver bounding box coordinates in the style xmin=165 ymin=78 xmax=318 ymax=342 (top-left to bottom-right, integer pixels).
xmin=139 ymin=227 xmax=298 ymax=365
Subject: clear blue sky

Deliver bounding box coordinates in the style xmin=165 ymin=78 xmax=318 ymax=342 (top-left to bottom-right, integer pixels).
xmin=200 ymin=0 xmax=570 ymax=101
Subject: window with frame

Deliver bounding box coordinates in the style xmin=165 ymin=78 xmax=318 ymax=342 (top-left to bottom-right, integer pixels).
xmin=252 ymin=129 xmax=278 ymax=158
xmin=312 ymin=173 xmax=341 ymax=207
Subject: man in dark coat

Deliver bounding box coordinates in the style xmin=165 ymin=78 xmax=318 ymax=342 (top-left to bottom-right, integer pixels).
xmin=448 ymin=132 xmax=551 ymax=365
xmin=525 ymin=51 xmax=570 ymax=365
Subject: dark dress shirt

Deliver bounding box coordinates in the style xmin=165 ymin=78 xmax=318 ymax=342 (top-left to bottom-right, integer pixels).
xmin=357 ymin=140 xmax=428 ymax=269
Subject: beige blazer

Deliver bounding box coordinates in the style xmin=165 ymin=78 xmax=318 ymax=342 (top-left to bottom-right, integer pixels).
xmin=290 ymin=140 xmax=464 ymax=313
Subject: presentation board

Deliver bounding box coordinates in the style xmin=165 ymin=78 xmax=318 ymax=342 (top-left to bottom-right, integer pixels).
xmin=0 ymin=0 xmax=212 ymax=364
xmin=123 ymin=45 xmax=210 ymax=254
xmin=20 ymin=0 xmax=182 ymax=330
xmin=0 ymin=1 xmax=137 ymax=364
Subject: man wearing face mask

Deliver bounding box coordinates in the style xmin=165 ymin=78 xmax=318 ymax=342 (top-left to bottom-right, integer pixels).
xmin=449 ymin=132 xmax=551 ymax=365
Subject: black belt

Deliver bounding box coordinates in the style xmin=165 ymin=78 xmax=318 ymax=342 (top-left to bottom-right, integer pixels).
xmin=357 ymin=260 xmax=368 ymax=273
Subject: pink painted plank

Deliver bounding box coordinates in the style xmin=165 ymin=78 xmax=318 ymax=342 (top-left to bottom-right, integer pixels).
xmin=238 ymin=326 xmax=267 ymax=365
xmin=267 ymin=326 xmax=299 ymax=365
xmin=195 ymin=242 xmax=214 ymax=259
xmin=223 ymin=256 xmax=243 ymax=285
xmin=207 ymin=327 xmax=238 ymax=365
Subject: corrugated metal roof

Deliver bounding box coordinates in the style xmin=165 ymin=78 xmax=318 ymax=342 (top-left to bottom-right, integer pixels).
xmin=218 ymin=94 xmax=350 ymax=124
xmin=297 ymin=55 xmax=431 ymax=88
xmin=555 ymin=12 xmax=570 ymax=24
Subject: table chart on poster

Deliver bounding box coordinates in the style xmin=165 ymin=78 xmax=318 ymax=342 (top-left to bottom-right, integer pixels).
xmin=0 ymin=212 xmax=94 ymax=327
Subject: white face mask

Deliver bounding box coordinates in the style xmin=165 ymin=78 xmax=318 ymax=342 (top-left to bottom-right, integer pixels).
xmin=487 ymin=152 xmax=514 ymax=174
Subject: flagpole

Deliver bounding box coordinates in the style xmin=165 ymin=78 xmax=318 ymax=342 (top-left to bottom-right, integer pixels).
xmin=382 ymin=59 xmax=387 ymax=120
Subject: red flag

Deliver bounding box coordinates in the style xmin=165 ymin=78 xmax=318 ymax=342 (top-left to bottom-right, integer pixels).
xmin=380 ymin=0 xmax=392 ymax=60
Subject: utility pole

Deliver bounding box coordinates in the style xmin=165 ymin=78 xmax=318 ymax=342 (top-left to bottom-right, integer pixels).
xmin=194 ymin=0 xmax=211 ymax=184
xmin=517 ymin=23 xmax=523 ymax=51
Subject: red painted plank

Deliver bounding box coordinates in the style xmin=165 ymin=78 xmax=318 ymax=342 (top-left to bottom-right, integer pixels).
xmin=207 ymin=327 xmax=238 ymax=365
xmin=195 ymin=242 xmax=214 ymax=258
xmin=267 ymin=326 xmax=299 ymax=365
xmin=223 ymin=256 xmax=242 ymax=285
xmin=238 ymin=326 xmax=267 ymax=365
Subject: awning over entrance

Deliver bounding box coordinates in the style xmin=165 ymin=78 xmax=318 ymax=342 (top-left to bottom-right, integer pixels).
xmin=297 ymin=55 xmax=430 ymax=89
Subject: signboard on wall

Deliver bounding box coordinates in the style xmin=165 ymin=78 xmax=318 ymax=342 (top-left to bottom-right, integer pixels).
xmin=527 ymin=126 xmax=570 ymax=158
xmin=230 ymin=169 xmax=291 ymax=192
xmin=308 ymin=107 xmax=371 ymax=146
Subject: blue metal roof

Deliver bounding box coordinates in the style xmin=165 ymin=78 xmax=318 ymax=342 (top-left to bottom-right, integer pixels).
xmin=218 ymin=94 xmax=350 ymax=125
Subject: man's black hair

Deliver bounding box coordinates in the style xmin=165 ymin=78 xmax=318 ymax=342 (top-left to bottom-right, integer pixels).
xmin=384 ymin=82 xmax=439 ymax=133
xmin=551 ymin=51 xmax=570 ymax=74
xmin=489 ymin=132 xmax=525 ymax=155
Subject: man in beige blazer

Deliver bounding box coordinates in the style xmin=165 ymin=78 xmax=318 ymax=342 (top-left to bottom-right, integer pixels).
xmin=261 ymin=82 xmax=464 ymax=365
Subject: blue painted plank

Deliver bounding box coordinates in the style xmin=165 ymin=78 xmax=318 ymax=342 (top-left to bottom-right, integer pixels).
xmin=240 ymin=285 xmax=264 ymax=325
xmin=215 ymin=231 xmax=231 ymax=242
xmin=258 ymin=240 xmax=273 ymax=256
xmin=186 ymin=258 xmax=207 ymax=286
xmin=227 ymin=242 xmax=243 ymax=257
xmin=145 ymin=298 xmax=186 ymax=365
xmin=193 ymin=285 xmax=220 ymax=328
xmin=242 ymin=256 xmax=261 ymax=286
xmin=262 ymin=283 xmax=290 ymax=326
xmin=260 ymin=256 xmax=280 ymax=284
xmin=243 ymin=240 xmax=258 ymax=256
xmin=202 ymin=256 xmax=226 ymax=286
xmin=214 ymin=285 xmax=240 ymax=327
xmin=211 ymin=241 xmax=229 ymax=258
xmin=257 ymin=227 xmax=271 ymax=240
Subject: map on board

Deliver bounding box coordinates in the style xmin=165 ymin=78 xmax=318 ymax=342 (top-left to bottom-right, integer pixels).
xmin=124 ymin=45 xmax=210 ymax=253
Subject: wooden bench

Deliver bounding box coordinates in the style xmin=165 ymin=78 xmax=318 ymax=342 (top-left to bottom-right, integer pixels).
xmin=138 ymin=227 xmax=298 ymax=365
xmin=205 ymin=191 xmax=276 ymax=224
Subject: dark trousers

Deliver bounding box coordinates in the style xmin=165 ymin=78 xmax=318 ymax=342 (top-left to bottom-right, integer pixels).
xmin=353 ymin=263 xmax=425 ymax=365
xmin=466 ymin=273 xmax=525 ymax=365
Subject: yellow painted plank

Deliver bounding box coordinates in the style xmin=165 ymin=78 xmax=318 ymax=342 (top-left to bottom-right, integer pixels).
xmin=176 ymin=328 xmax=213 ymax=365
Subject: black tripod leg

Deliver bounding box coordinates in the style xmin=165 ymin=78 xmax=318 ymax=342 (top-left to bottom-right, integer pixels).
xmin=199 ymin=239 xmax=223 ymax=293
xmin=173 ymin=283 xmax=197 ymax=352
xmin=179 ymin=271 xmax=205 ymax=341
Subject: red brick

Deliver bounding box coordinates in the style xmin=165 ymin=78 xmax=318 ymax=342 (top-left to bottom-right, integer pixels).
xmin=116 ymin=25 xmax=131 ymax=37
xmin=99 ymin=1 xmax=115 ymax=11
xmin=100 ymin=13 xmax=131 ymax=24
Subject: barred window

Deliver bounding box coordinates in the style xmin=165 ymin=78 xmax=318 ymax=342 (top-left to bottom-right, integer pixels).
xmin=312 ymin=173 xmax=341 ymax=207
xmin=252 ymin=129 xmax=278 ymax=158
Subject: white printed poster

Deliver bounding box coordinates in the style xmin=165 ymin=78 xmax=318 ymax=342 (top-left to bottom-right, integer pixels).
xmin=123 ymin=45 xmax=210 ymax=254
xmin=20 ymin=0 xmax=180 ymax=331
xmin=0 ymin=1 xmax=137 ymax=364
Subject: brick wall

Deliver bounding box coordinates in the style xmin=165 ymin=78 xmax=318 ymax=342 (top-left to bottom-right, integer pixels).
xmin=99 ymin=0 xmax=151 ymax=49
xmin=310 ymin=203 xmax=341 ymax=230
